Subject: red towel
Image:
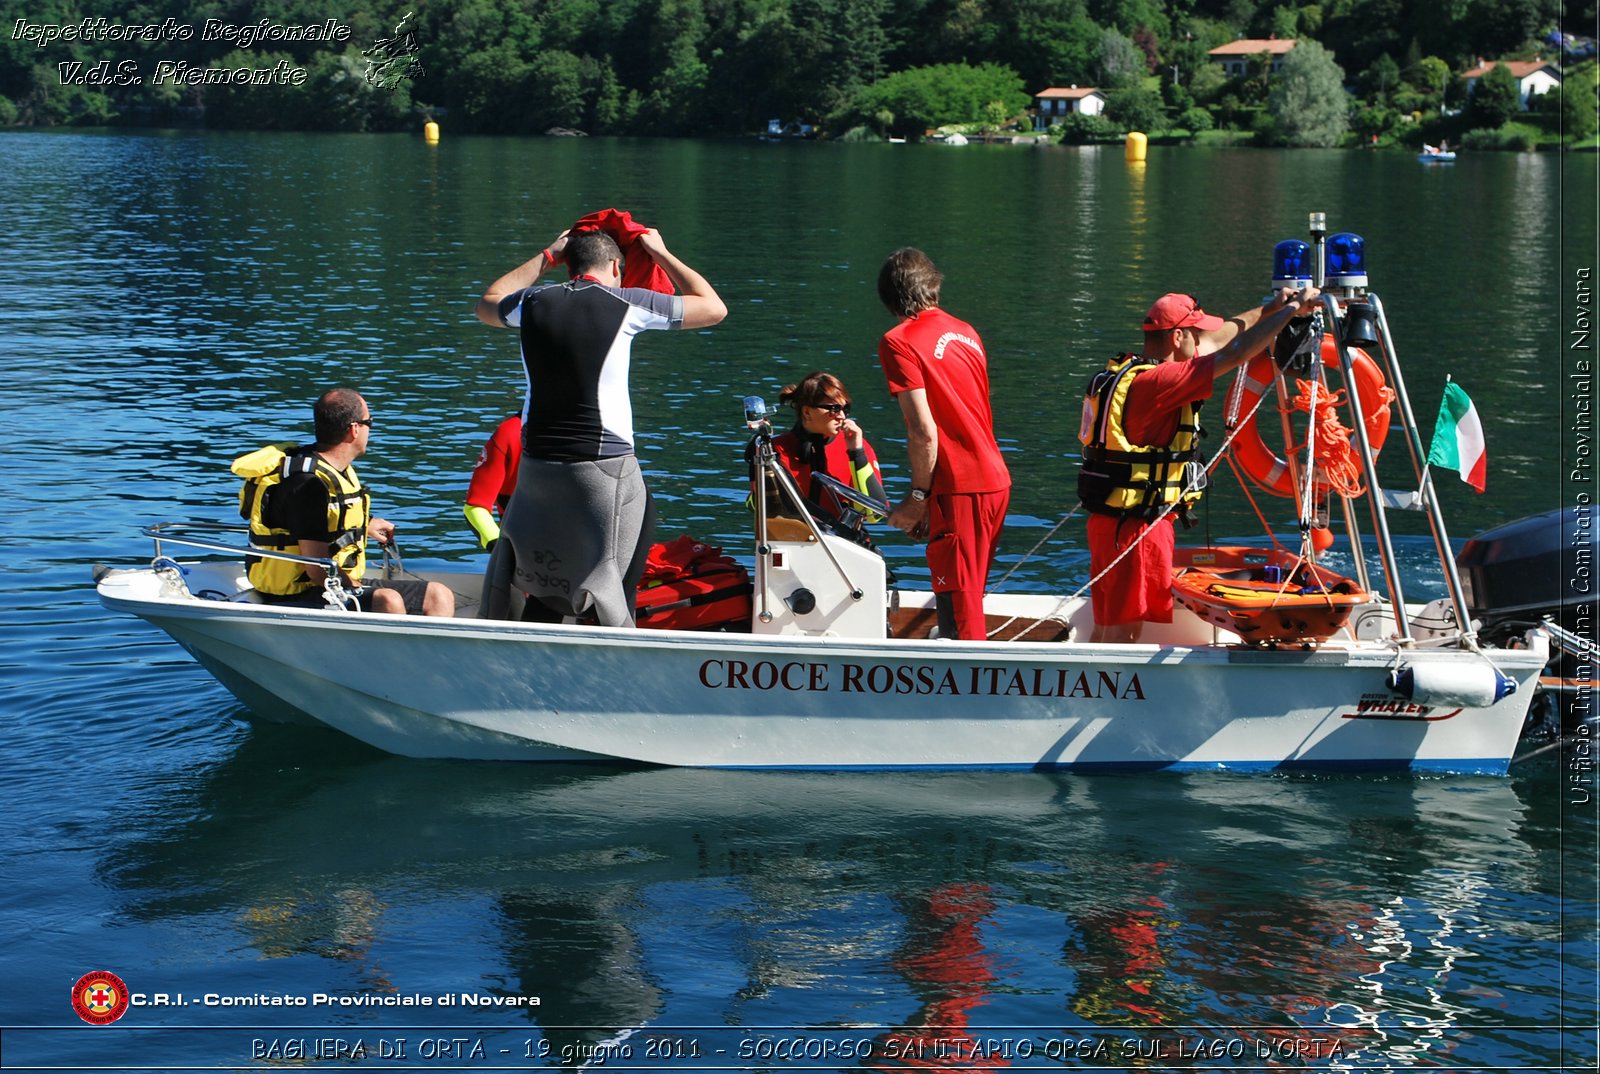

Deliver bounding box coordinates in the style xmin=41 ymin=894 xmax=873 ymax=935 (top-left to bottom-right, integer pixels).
xmin=641 ymin=535 xmax=728 ymax=581
xmin=568 ymin=208 xmax=675 ymax=294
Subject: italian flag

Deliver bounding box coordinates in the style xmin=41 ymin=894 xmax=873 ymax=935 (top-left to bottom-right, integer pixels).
xmin=1427 ymin=381 xmax=1487 ymax=493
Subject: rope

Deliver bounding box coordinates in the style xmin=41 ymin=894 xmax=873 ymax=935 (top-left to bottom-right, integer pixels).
xmin=985 ymin=385 xmax=1276 ymax=640
xmin=1222 ymin=452 xmax=1292 ymax=557
xmin=988 ymin=505 xmax=1085 ymax=593
xmin=1298 ymin=367 xmax=1321 ymax=531
xmin=380 ymin=540 xmax=479 ymax=612
xmin=1288 ymin=380 xmax=1368 ymax=498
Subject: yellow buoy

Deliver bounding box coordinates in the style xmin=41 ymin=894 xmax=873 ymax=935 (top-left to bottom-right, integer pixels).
xmin=423 ymin=120 xmax=440 ymax=144
xmin=1124 ymin=131 xmax=1146 ymax=161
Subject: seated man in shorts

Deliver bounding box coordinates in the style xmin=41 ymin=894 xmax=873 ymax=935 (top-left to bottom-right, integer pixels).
xmin=233 ymin=388 xmax=455 ymax=616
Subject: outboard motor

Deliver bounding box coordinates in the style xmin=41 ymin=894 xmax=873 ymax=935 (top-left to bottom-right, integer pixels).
xmin=1456 ymin=506 xmax=1598 ymax=637
xmin=1456 ymin=506 xmax=1599 ymax=734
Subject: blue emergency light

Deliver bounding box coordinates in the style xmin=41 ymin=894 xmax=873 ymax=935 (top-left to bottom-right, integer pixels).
xmin=1272 ymin=239 xmax=1313 ymax=291
xmin=1325 ymin=232 xmax=1368 ymax=288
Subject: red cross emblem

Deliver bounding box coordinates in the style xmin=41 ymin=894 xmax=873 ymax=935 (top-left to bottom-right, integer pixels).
xmin=72 ymin=971 xmax=129 ymax=1025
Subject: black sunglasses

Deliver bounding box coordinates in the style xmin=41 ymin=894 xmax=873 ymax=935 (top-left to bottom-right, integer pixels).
xmin=812 ymin=402 xmax=851 ymax=416
xmin=351 ymin=418 xmax=372 ymax=427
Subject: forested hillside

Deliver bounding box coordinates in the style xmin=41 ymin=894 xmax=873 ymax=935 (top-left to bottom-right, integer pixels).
xmin=1 ymin=0 xmax=1591 ymax=145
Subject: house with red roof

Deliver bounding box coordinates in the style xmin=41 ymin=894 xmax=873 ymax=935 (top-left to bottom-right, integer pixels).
xmin=1208 ymin=38 xmax=1297 ymax=78
xmin=1032 ymin=86 xmax=1106 ymax=130
xmin=1460 ymin=59 xmax=1563 ymax=110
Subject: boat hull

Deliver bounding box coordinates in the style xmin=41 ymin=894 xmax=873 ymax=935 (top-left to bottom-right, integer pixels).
xmin=98 ymin=566 xmax=1544 ymax=774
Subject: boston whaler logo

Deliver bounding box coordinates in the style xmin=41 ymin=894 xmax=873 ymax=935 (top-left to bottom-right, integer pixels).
xmin=1340 ymin=693 xmax=1462 ymax=722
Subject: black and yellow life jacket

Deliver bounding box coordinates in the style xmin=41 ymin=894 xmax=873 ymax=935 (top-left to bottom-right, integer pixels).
xmin=1077 ymin=353 xmax=1205 ymax=522
xmin=232 ymin=444 xmax=370 ymax=596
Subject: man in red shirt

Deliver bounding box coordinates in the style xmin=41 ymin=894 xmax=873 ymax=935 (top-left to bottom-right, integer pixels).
xmin=1082 ymin=286 xmax=1320 ymax=643
xmin=464 ymin=413 xmax=522 ymax=551
xmin=877 ymin=248 xmax=1011 ymax=641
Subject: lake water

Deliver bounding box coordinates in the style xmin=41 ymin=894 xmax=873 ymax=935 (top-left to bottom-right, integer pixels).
xmin=2 ymin=130 xmax=1596 ymax=1070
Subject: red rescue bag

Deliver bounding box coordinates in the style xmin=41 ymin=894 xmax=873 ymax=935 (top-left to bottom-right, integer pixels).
xmin=635 ymin=536 xmax=752 ymax=631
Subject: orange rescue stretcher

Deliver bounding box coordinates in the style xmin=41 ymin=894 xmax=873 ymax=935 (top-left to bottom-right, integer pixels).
xmin=1172 ymin=545 xmax=1371 ymax=646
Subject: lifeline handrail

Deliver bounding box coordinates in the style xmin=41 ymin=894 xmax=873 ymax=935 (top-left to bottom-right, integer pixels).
xmin=141 ymin=522 xmax=356 ymax=608
xmin=141 ymin=522 xmax=340 ymax=577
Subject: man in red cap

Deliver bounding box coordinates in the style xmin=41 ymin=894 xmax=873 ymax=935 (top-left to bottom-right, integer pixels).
xmin=1078 ymin=286 xmax=1319 ymax=643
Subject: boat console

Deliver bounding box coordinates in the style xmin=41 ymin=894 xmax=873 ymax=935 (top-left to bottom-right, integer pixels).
xmin=743 ymin=395 xmax=890 ymax=638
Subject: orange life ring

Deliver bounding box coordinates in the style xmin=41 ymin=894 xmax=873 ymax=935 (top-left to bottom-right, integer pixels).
xmin=1228 ymin=337 xmax=1393 ymax=498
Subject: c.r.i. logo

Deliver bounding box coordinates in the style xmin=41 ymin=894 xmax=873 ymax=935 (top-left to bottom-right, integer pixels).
xmin=71 ymin=971 xmax=129 ymax=1025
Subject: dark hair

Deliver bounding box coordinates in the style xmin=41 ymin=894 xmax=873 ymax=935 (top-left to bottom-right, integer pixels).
xmin=877 ymin=247 xmax=942 ymax=318
xmin=314 ymin=388 xmax=366 ymax=446
xmin=778 ymin=371 xmax=850 ymax=412
xmin=565 ymin=231 xmax=623 ymax=278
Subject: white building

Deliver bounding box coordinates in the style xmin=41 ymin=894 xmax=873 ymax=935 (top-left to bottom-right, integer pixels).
xmin=1032 ymin=86 xmax=1107 ymax=130
xmin=1460 ymin=59 xmax=1564 ymax=110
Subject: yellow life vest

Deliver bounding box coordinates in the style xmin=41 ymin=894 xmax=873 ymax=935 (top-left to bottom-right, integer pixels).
xmin=1077 ymin=354 xmax=1205 ymax=521
xmin=232 ymin=445 xmax=370 ymax=596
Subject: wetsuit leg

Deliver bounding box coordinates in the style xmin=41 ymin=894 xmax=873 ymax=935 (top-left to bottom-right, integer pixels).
xmin=622 ymin=484 xmax=657 ymax=618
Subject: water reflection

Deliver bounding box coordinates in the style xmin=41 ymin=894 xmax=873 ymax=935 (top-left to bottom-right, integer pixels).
xmin=93 ymin=725 xmax=1565 ymax=1065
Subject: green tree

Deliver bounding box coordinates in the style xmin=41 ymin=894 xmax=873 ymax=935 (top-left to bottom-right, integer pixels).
xmin=1359 ymin=53 xmax=1400 ymax=101
xmin=1462 ymin=0 xmax=1561 ymax=58
xmin=1350 ymin=100 xmax=1398 ymax=139
xmin=1467 ymin=62 xmax=1519 ymax=129
xmin=1104 ymin=85 xmax=1166 ymax=130
xmin=1098 ymin=27 xmax=1146 ymax=87
xmin=849 ymin=62 xmax=1030 ymax=138
xmin=451 ymin=44 xmax=535 ymax=132
xmin=1264 ymin=39 xmax=1349 ymax=146
xmin=304 ymin=53 xmax=414 ymax=132
xmin=1018 ymin=12 xmax=1105 ymax=88
xmin=526 ymin=50 xmax=587 ymax=131
xmin=1559 ymin=59 xmax=1599 ymax=140
xmin=1407 ymin=55 xmax=1449 ymax=96
xmin=580 ymin=55 xmax=626 ymax=132
xmin=1178 ymin=104 xmax=1214 ymax=132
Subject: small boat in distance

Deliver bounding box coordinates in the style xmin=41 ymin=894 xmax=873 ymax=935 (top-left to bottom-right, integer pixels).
xmin=1419 ymin=142 xmax=1457 ymax=162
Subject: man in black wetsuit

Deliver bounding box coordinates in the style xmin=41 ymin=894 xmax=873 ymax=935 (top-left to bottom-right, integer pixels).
xmin=475 ymin=226 xmax=726 ymax=626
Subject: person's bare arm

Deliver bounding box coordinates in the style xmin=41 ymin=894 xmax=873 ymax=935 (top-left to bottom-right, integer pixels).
xmin=635 ymin=229 xmax=727 ymax=329
xmin=1209 ymin=287 xmax=1322 ymax=379
xmin=475 ymin=231 xmax=570 ymax=326
xmin=886 ymin=388 xmax=938 ymax=537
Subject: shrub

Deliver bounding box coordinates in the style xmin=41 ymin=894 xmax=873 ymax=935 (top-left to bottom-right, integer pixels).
xmin=1458 ymin=125 xmax=1537 ymax=150
xmin=837 ymin=125 xmax=882 ymax=142
xmin=1052 ymin=112 xmax=1118 ymax=143
xmin=1178 ymin=106 xmax=1214 ymax=133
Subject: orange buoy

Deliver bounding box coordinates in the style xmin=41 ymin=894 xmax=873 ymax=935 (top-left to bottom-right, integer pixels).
xmin=1229 ymin=337 xmax=1394 ymax=498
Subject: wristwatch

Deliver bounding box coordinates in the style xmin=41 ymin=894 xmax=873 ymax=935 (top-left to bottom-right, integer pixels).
xmin=910 ymin=488 xmax=930 ymax=502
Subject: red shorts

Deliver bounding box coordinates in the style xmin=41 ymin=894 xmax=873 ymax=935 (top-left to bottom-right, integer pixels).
xmin=1086 ymin=513 xmax=1175 ymax=626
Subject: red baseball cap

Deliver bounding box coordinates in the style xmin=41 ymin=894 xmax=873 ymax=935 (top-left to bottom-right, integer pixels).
xmin=1143 ymin=293 xmax=1225 ymax=332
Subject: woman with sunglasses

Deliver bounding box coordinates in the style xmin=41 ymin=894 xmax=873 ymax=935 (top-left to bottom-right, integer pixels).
xmin=753 ymin=371 xmax=886 ymax=540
